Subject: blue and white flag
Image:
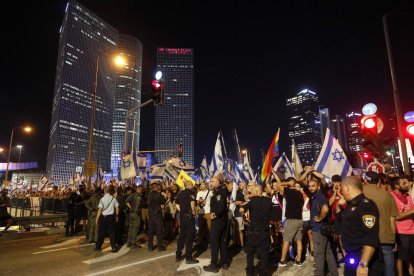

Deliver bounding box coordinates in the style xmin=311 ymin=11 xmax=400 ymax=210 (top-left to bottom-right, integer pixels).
xmin=242 ymin=154 xmax=254 ymax=181
xmin=314 ymin=128 xmax=352 ymax=179
xmin=120 ymin=150 xmax=138 ymax=180
xmin=273 ymin=152 xmax=295 ymax=179
xmin=209 ymin=132 xmax=224 ymax=176
xmin=136 ymin=154 xmax=147 ymax=170
xmin=169 ymin=156 xmax=194 ymax=174
xmin=235 ymin=164 xmax=249 ymax=184
xmin=291 ymin=140 xmax=303 ymax=177
xmin=147 ymin=164 xmax=165 ymax=181
xmin=200 ymin=156 xmax=209 ymax=179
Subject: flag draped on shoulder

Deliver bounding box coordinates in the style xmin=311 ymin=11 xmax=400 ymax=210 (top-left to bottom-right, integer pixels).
xmin=209 ymin=132 xmax=224 ymax=176
xmin=120 ymin=150 xmax=138 ymax=180
xmin=291 ymin=139 xmax=303 ymax=177
xmin=273 ymin=153 xmax=295 ymax=179
xmin=314 ymin=128 xmax=352 ymax=179
xmin=261 ymin=128 xmax=280 ymax=181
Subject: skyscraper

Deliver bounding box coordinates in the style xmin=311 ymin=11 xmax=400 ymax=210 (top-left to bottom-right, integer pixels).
xmin=331 ymin=114 xmax=348 ymax=151
xmin=345 ymin=112 xmax=364 ymax=152
xmin=287 ymin=89 xmax=322 ymax=165
xmin=155 ymin=48 xmax=194 ymax=165
xmin=46 ymin=0 xmax=142 ymax=182
xmin=319 ymin=107 xmax=332 ymax=144
xmin=111 ymin=35 xmax=143 ymax=177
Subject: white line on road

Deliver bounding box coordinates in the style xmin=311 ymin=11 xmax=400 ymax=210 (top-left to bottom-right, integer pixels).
xmin=82 ymin=245 xmax=130 ymax=264
xmin=84 ymin=253 xmax=175 ymax=276
xmin=40 ymin=238 xmax=81 ymax=249
xmin=32 ymin=243 xmax=94 ymax=254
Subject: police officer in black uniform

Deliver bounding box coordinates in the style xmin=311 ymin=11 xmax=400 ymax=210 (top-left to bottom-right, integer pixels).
xmin=147 ymin=181 xmax=166 ymax=252
xmin=339 ymin=176 xmax=383 ymax=276
xmin=175 ymin=180 xmax=199 ymax=264
xmin=204 ymin=176 xmax=230 ymax=273
xmin=240 ymin=184 xmax=272 ymax=276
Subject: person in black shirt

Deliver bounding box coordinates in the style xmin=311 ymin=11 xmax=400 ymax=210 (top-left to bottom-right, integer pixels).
xmin=265 ymin=177 xmax=284 ymax=252
xmin=278 ymin=180 xmax=304 ymax=267
xmin=204 ymin=176 xmax=230 ymax=273
xmin=147 ymin=181 xmax=166 ymax=252
xmin=233 ymin=182 xmax=247 ymax=249
xmin=175 ymin=180 xmax=199 ymax=264
xmin=65 ymin=188 xmax=78 ymax=236
xmin=340 ymin=176 xmax=381 ymax=276
xmin=240 ymin=184 xmax=272 ymax=276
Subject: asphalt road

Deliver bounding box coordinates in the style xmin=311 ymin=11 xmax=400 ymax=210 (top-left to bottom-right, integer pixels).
xmin=0 ymin=233 xmax=344 ymax=276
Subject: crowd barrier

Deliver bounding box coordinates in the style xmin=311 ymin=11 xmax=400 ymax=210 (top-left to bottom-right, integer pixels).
xmin=9 ymin=197 xmax=68 ymax=217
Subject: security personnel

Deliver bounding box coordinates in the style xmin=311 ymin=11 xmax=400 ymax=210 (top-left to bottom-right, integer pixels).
xmin=85 ymin=187 xmax=102 ymax=243
xmin=147 ymin=181 xmax=166 ymax=252
xmin=240 ymin=184 xmax=272 ymax=276
xmin=94 ymin=186 xmax=119 ymax=253
xmin=175 ymin=180 xmax=199 ymax=264
xmin=340 ymin=176 xmax=382 ymax=276
xmin=115 ymin=187 xmax=127 ymax=246
xmin=125 ymin=187 xmax=142 ymax=248
xmin=204 ymin=176 xmax=230 ymax=273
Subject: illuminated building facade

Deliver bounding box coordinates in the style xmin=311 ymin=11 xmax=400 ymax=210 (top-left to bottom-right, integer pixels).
xmin=155 ymin=48 xmax=194 ymax=165
xmin=345 ymin=112 xmax=364 ymax=152
xmin=287 ymin=89 xmax=322 ymax=165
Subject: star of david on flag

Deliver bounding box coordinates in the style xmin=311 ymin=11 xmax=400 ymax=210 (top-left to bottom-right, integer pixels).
xmin=120 ymin=149 xmax=138 ymax=180
xmin=272 ymin=152 xmax=295 ymax=179
xmin=314 ymin=128 xmax=352 ymax=178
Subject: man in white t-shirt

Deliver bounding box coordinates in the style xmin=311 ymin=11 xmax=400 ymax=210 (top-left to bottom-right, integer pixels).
xmin=195 ymin=181 xmax=212 ymax=248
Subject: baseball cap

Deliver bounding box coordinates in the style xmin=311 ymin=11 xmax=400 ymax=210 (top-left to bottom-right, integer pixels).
xmin=365 ymin=171 xmax=379 ymax=183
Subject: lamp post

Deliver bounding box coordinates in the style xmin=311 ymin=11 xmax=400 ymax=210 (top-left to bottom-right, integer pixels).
xmin=383 ymin=15 xmax=410 ymax=175
xmin=16 ymin=145 xmax=23 ymax=163
xmin=86 ymin=53 xmax=126 ymax=187
xmin=3 ymin=127 xmax=32 ymax=185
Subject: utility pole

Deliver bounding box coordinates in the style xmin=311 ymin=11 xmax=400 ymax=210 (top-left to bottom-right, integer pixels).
xmin=383 ymin=15 xmax=410 ymax=175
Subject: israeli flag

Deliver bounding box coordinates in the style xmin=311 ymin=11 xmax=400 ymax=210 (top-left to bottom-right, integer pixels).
xmin=235 ymin=164 xmax=249 ymax=184
xmin=242 ymin=154 xmax=254 ymax=181
xmin=314 ymin=128 xmax=352 ymax=179
xmin=273 ymin=152 xmax=295 ymax=179
xmin=136 ymin=154 xmax=147 ymax=170
xmin=169 ymin=157 xmax=195 ymax=174
xmin=291 ymin=140 xmax=304 ymax=177
xmin=120 ymin=149 xmax=138 ymax=180
xmin=200 ymin=156 xmax=209 ymax=179
xmin=148 ymin=164 xmax=165 ymax=180
xmin=209 ymin=132 xmax=224 ymax=176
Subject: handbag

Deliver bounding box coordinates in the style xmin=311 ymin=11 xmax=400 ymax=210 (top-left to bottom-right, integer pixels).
xmin=315 ymin=199 xmax=334 ymax=237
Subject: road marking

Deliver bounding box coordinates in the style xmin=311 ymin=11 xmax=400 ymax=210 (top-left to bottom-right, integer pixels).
xmin=40 ymin=238 xmax=81 ymax=248
xmin=82 ymin=245 xmax=130 ymax=264
xmin=33 ymin=243 xmax=95 ymax=254
xmin=84 ymin=252 xmax=175 ymax=276
xmin=177 ymin=258 xmax=221 ymax=276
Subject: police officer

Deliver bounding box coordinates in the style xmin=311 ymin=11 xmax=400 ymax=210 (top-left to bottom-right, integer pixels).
xmin=239 ymin=184 xmax=272 ymax=276
xmin=340 ymin=176 xmax=383 ymax=276
xmin=115 ymin=187 xmax=127 ymax=246
xmin=147 ymin=181 xmax=166 ymax=252
xmin=85 ymin=187 xmax=102 ymax=243
xmin=204 ymin=176 xmax=230 ymax=273
xmin=175 ymin=180 xmax=199 ymax=264
xmin=125 ymin=186 xmax=142 ymax=248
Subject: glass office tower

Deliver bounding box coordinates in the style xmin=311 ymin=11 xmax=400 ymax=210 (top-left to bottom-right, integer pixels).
xmin=155 ymin=48 xmax=194 ymax=165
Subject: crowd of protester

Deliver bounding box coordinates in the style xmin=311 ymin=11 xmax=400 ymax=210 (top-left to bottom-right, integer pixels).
xmin=1 ymin=168 xmax=414 ymax=275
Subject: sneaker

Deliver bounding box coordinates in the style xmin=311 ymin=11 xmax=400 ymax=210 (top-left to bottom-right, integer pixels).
xmin=186 ymin=258 xmax=199 ymax=264
xmin=175 ymin=256 xmax=184 ymax=262
xmin=293 ymin=259 xmax=303 ymax=267
xmin=203 ymin=264 xmax=220 ymax=273
xmin=278 ymin=260 xmax=288 ymax=267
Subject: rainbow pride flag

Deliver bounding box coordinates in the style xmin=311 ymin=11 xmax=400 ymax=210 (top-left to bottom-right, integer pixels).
xmin=261 ymin=128 xmax=280 ymax=181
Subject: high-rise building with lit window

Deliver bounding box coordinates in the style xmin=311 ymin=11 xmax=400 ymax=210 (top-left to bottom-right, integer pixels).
xmin=331 ymin=114 xmax=348 ymax=151
xmin=155 ymin=48 xmax=194 ymax=165
xmin=111 ymin=35 xmax=143 ymax=177
xmin=345 ymin=112 xmax=364 ymax=152
xmin=287 ymin=89 xmax=321 ymax=165
xmin=46 ymin=0 xmax=142 ymax=182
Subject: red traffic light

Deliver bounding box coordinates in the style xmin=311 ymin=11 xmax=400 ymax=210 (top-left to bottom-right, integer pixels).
xmin=363 ymin=152 xmax=370 ymax=159
xmin=407 ymin=124 xmax=414 ymax=136
xmin=152 ymin=80 xmax=161 ymax=89
xmin=364 ymin=118 xmax=376 ymax=129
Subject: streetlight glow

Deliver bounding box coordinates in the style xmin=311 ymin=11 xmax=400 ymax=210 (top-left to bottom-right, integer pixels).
xmin=24 ymin=127 xmax=32 ymax=133
xmin=114 ymin=55 xmax=127 ymax=67
xmin=386 ymin=151 xmax=391 ymax=156
xmin=16 ymin=145 xmax=23 ymax=149
xmin=0 ymin=148 xmax=3 ymax=152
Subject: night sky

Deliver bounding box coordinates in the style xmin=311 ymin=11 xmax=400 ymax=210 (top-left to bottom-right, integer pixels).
xmin=1 ymin=0 xmax=413 ymax=171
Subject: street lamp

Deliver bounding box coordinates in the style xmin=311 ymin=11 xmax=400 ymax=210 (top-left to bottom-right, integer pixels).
xmin=3 ymin=126 xmax=32 ymax=185
xmin=16 ymin=145 xmax=23 ymax=163
xmin=386 ymin=151 xmax=397 ymax=174
xmin=86 ymin=53 xmax=126 ymax=187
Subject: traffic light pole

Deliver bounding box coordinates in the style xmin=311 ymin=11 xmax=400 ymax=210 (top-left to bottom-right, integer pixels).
xmin=383 ymin=15 xmax=410 ymax=175
xmin=124 ymin=99 xmax=154 ymax=153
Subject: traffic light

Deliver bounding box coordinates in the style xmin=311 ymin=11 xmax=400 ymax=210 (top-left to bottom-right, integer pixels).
xmin=361 ymin=115 xmax=378 ymax=133
xmin=152 ymin=79 xmax=164 ymax=106
xmin=178 ymin=143 xmax=183 ymax=157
